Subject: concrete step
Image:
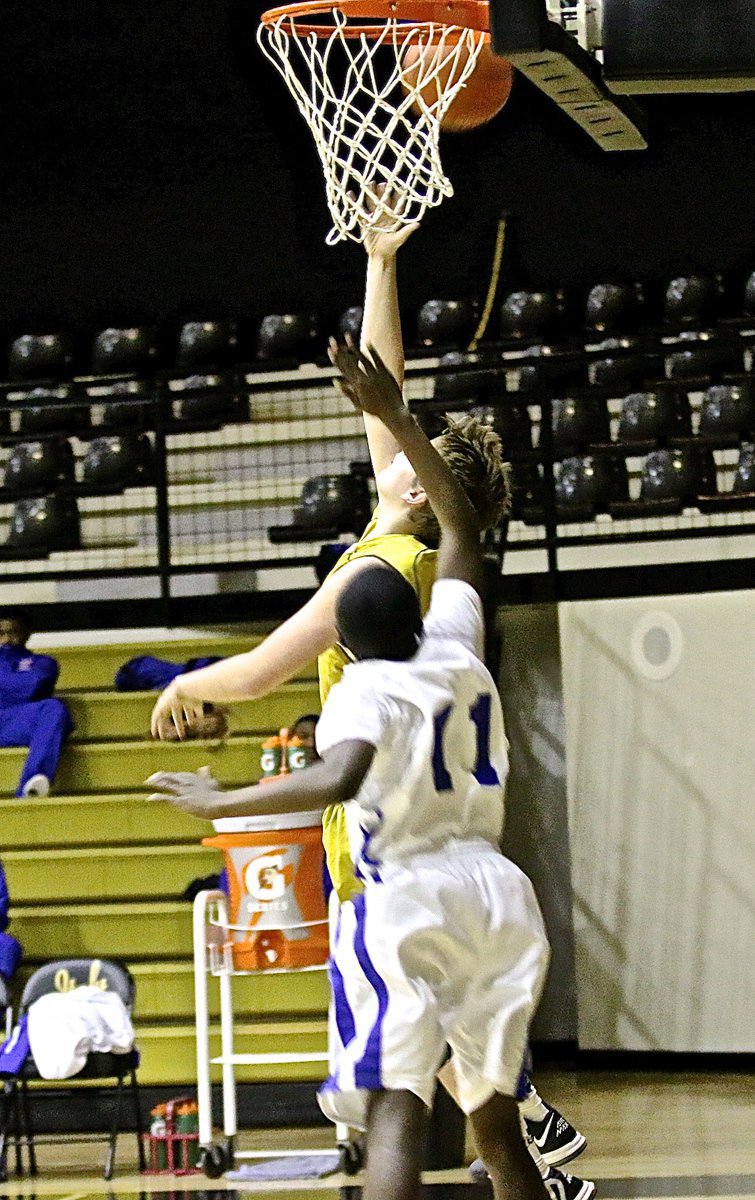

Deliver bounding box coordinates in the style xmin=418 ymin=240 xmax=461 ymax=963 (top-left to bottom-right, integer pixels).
xmin=134 ymin=1019 xmax=328 ymax=1085
xmin=0 ymin=793 xmax=212 ymax=848
xmin=127 ymin=960 xmax=328 ymax=1022
xmin=3 ymin=843 xmax=219 ymax=904
xmin=0 ymin=734 xmax=267 ymax=796
xmin=10 ymin=900 xmax=194 ymax=960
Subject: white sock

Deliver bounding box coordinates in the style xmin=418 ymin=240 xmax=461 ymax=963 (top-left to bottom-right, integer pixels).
xmin=518 ymin=1083 xmax=549 ymax=1122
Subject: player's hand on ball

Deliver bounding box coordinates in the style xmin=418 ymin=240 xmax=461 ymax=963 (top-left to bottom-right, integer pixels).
xmin=328 ymin=337 xmax=404 ymax=422
xmin=150 ymin=683 xmax=205 ymax=741
xmin=153 ymin=705 xmax=229 ymax=742
xmin=146 ymin=766 xmax=225 ymax=819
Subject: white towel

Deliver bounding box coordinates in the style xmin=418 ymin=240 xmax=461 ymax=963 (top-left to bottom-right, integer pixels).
xmin=27 ymin=985 xmax=135 ymax=1080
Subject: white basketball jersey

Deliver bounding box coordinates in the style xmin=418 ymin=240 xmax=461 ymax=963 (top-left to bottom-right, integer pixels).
xmin=316 ymin=579 xmax=509 ymax=878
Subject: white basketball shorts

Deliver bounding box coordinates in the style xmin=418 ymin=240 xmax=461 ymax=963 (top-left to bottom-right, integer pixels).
xmin=318 ymin=839 xmax=550 ymax=1130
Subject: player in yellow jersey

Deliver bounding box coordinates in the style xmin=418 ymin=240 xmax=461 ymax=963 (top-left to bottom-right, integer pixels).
xmin=149 ymin=204 xmax=590 ymax=1186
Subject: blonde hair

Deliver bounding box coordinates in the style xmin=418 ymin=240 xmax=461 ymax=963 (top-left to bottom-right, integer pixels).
xmin=411 ymin=414 xmax=511 ymax=543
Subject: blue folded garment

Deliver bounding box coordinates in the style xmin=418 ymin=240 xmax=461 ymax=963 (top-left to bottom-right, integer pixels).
xmin=225 ymin=1151 xmax=340 ymax=1181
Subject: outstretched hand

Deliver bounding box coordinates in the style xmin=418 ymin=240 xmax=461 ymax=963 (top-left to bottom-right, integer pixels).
xmin=360 ymin=183 xmax=419 ymax=259
xmin=146 ymin=765 xmax=228 ymax=820
xmin=329 ymin=337 xmax=406 ymax=424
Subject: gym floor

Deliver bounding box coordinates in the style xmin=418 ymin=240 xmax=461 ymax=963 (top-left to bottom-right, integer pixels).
xmin=0 ymin=1067 xmax=752 ymax=1198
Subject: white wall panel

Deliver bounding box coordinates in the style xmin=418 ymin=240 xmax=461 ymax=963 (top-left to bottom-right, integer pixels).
xmin=560 ymin=590 xmax=755 ymax=1050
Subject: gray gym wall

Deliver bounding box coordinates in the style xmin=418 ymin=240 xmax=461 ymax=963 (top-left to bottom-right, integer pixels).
xmin=498 ymin=590 xmax=755 ymax=1051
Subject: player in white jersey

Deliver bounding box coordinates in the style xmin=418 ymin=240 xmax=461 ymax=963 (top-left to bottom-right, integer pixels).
xmin=149 ymin=342 xmax=557 ymax=1200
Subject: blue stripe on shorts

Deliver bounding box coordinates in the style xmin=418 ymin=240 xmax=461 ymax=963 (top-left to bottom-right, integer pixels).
xmin=352 ymin=893 xmax=389 ymax=1090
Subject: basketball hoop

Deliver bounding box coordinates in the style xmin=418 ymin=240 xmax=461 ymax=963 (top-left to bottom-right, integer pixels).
xmin=257 ymin=0 xmax=491 ymax=244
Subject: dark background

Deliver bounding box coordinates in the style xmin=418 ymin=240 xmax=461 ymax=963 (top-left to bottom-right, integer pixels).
xmin=0 ymin=0 xmax=753 ymax=344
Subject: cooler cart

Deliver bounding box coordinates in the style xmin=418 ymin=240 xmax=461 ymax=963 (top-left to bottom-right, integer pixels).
xmin=192 ymin=810 xmax=360 ymax=1179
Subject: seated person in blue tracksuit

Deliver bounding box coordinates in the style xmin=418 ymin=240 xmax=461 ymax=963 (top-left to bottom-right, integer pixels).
xmin=0 ymin=610 xmax=74 ymax=798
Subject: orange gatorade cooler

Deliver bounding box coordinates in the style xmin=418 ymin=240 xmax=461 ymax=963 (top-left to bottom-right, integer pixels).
xmin=202 ymin=811 xmax=328 ymax=971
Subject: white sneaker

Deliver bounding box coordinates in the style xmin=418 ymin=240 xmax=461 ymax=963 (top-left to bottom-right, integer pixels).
xmin=22 ymin=774 xmax=50 ymax=797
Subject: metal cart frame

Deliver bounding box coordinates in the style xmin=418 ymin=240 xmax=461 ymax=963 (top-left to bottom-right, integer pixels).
xmin=192 ymin=888 xmax=359 ymax=1179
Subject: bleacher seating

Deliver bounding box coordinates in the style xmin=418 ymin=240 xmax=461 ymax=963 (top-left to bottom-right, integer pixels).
xmin=0 ymin=633 xmax=327 ymax=1090
xmin=0 ymin=269 xmax=754 ymax=593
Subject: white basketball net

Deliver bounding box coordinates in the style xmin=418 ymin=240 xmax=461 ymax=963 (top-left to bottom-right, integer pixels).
xmin=257 ymin=11 xmax=486 ymax=244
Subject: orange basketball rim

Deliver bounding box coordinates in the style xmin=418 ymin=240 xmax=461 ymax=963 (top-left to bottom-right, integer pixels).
xmin=257 ymin=0 xmax=513 ymax=243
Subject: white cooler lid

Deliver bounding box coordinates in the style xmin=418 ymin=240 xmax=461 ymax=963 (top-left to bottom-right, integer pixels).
xmin=212 ymin=811 xmax=324 ymax=833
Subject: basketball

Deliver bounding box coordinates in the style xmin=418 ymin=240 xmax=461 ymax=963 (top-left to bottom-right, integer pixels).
xmin=401 ymin=41 xmax=514 ymax=133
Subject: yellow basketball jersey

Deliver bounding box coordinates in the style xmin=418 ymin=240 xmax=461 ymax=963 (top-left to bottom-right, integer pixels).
xmin=318 ymin=512 xmax=437 ymax=901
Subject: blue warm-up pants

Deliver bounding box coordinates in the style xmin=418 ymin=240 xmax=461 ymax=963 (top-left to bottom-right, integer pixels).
xmin=0 ymin=698 xmax=74 ymax=796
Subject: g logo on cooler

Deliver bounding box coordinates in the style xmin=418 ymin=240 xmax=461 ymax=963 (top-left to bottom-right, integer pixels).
xmin=245 ymin=854 xmax=286 ymax=901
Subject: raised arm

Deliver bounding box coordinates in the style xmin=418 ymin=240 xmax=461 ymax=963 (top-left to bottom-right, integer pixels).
xmin=355 ymin=197 xmax=418 ymax=478
xmin=149 ymin=555 xmax=384 ymax=738
xmin=332 ymin=343 xmax=484 ymax=594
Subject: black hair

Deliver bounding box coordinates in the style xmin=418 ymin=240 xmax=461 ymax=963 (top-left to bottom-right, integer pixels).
xmin=0 ymin=609 xmax=32 ymax=639
xmin=292 ymin=714 xmax=319 ymax=733
xmin=336 ymin=564 xmax=422 ymax=662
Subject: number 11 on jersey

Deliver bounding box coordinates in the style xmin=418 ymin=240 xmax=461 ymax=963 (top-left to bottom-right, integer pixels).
xmin=432 ymin=692 xmax=500 ymax=792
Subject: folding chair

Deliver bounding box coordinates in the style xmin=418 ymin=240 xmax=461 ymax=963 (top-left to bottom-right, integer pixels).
xmin=0 ymin=976 xmax=23 ymax=1183
xmin=5 ymin=959 xmax=145 ymax=1181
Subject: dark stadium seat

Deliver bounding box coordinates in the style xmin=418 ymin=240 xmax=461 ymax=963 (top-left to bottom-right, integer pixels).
xmin=587 ymin=351 xmax=649 ymax=392
xmin=170 ymin=320 xmax=246 ymax=427
xmin=500 ymin=290 xmax=563 ymax=343
xmin=8 ymin=333 xmax=72 ymax=382
xmin=617 ymin=387 xmax=692 ymax=449
xmin=3 ymin=494 xmax=81 ymax=556
xmin=733 ymin=443 xmax=755 ymax=493
xmin=168 ymin=373 xmax=247 ymax=429
xmin=611 ymin=446 xmax=717 ymax=517
xmin=431 ymin=351 xmax=502 ymax=410
xmin=81 ymin=434 xmax=155 ymax=493
xmin=91 ymin=326 xmax=158 ymax=376
xmin=416 ymin=300 xmax=477 ymax=349
xmin=176 ymin=320 xmax=238 ymax=369
xmin=698 ymin=442 xmax=755 ymax=512
xmin=664 ymin=335 xmax=742 ymax=384
xmin=664 ymin=275 xmax=722 ymax=331
xmin=14 ymin=385 xmax=90 ymax=435
xmin=698 ymin=381 xmax=755 ymax=446
xmin=551 ymin=394 xmax=610 ymax=453
xmin=3 ymin=439 xmax=75 ymax=495
xmin=491 ymin=398 xmax=534 ymax=455
xmin=584 ymin=283 xmax=643 ymax=336
xmin=268 ymin=471 xmax=372 ymax=543
xmin=508 ymin=458 xmax=544 ymax=523
xmin=99 ymin=379 xmax=156 ymax=431
xmin=338 ymin=306 xmax=363 ymax=341
xmin=256 ymin=313 xmax=319 ymax=363
xmin=743 ymin=271 xmax=755 ymax=319
xmin=553 ymin=452 xmax=630 ymax=521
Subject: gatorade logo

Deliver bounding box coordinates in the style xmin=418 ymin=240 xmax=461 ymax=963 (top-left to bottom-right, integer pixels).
xmin=245 ymin=854 xmax=287 ymax=902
